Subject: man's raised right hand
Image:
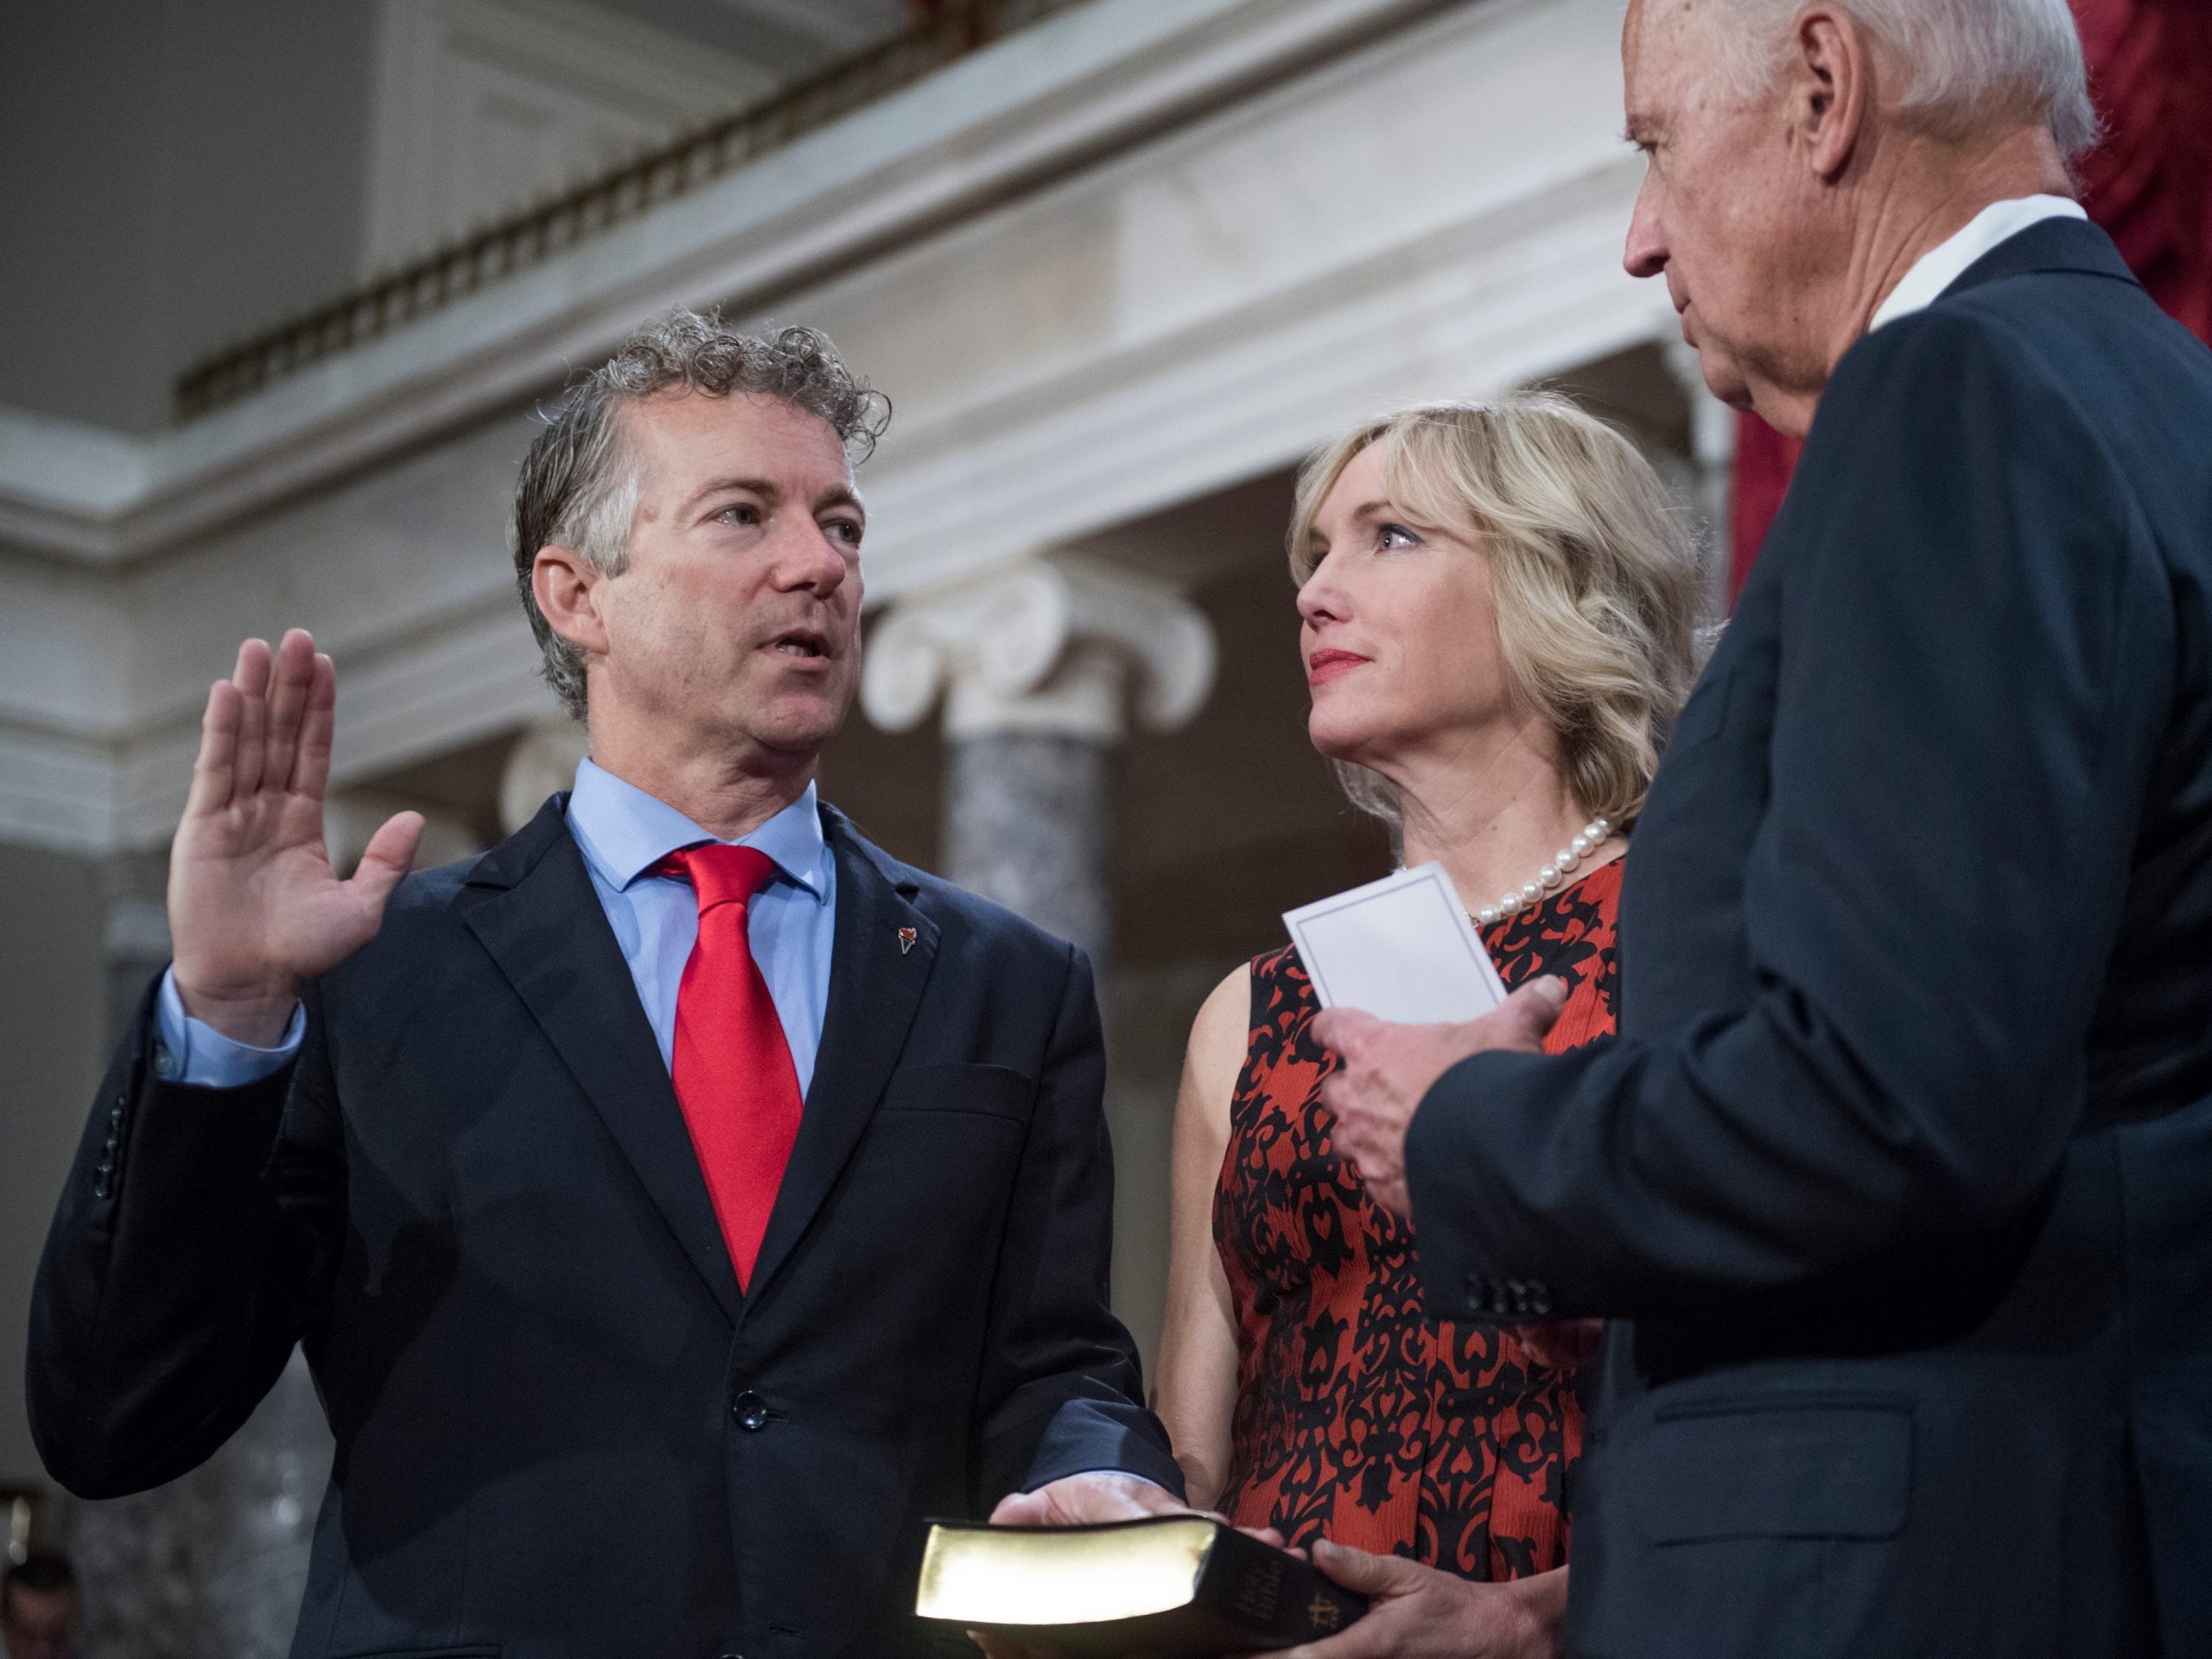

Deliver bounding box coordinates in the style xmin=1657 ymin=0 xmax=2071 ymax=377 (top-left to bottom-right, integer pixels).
xmin=168 ymin=629 xmax=423 ymax=1047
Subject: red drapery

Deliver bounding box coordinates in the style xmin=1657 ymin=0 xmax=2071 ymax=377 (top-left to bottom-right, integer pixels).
xmin=1726 ymin=0 xmax=2212 ymax=602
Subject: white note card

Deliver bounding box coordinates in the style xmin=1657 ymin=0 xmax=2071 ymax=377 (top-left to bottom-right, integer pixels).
xmin=1284 ymin=863 xmax=1508 ymax=1025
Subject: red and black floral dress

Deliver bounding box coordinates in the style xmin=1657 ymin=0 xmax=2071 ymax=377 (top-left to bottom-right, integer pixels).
xmin=1212 ymin=859 xmax=1621 ymax=1582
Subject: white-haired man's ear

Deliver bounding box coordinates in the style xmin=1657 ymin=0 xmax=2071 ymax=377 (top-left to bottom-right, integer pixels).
xmin=1780 ymin=9 xmax=1874 ymax=181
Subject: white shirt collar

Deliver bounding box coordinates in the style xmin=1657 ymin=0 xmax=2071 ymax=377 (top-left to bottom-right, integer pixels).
xmin=1869 ymin=194 xmax=2088 ymax=334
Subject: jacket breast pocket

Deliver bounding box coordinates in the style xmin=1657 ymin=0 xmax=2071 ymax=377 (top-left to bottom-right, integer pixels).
xmin=1632 ymin=1393 xmax=1913 ymax=1543
xmin=874 ymin=1062 xmax=1034 ymax=1122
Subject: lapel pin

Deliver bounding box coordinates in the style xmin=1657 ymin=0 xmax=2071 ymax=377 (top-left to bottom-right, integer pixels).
xmin=897 ymin=926 xmax=918 ymax=956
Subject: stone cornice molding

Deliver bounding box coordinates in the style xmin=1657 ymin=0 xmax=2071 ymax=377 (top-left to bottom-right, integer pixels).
xmin=861 ymin=554 xmax=1217 ymax=742
xmin=0 ymin=593 xmax=556 ymax=855
xmin=852 ymin=159 xmax=1666 ymax=612
xmin=0 ymin=0 xmax=1671 ymax=856
xmin=0 ymin=0 xmax=1461 ymax=569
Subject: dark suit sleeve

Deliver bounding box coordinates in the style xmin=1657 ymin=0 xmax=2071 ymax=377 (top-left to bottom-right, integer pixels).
xmin=27 ymin=976 xmax=345 ymax=1497
xmin=973 ymin=943 xmax=1185 ymax=1502
xmin=1407 ymin=308 xmax=2174 ymax=1324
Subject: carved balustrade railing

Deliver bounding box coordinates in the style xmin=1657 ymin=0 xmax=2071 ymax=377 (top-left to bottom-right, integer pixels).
xmin=173 ymin=0 xmax=1088 ymax=420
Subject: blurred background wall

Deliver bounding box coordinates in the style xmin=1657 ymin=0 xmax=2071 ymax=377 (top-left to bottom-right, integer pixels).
xmin=0 ymin=7 xmax=375 ymax=433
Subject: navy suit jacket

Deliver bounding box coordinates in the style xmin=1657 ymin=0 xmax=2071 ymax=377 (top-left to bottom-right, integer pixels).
xmin=29 ymin=798 xmax=1179 ymax=1659
xmin=1410 ymin=219 xmax=2212 ymax=1657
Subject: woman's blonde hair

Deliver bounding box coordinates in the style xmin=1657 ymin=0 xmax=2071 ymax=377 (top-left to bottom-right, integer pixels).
xmin=1289 ymin=393 xmax=1706 ymax=828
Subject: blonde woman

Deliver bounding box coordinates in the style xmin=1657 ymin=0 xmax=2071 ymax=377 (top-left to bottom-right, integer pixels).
xmin=1154 ymin=396 xmax=1703 ymax=1646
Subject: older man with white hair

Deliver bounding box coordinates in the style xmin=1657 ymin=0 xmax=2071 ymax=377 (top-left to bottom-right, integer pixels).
xmin=1300 ymin=1 xmax=2212 ymax=1655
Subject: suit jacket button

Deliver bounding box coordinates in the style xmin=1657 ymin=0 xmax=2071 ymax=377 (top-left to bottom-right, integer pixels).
xmin=733 ymin=1390 xmax=769 ymax=1433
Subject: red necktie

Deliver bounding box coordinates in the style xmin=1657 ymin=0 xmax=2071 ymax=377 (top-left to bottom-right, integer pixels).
xmin=654 ymin=844 xmax=804 ymax=1290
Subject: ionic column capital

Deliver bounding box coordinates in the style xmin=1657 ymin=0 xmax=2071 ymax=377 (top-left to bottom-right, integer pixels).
xmin=861 ymin=553 xmax=1217 ymax=743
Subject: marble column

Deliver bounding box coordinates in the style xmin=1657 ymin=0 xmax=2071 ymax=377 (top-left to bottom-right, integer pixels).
xmin=65 ymin=1351 xmax=332 ymax=1659
xmin=63 ymin=796 xmax=482 ymax=1658
xmin=68 ymin=860 xmax=335 ymax=1659
xmin=944 ymin=734 xmax=1115 ymax=967
xmin=861 ymin=553 xmax=1217 ymax=979
xmin=1668 ymin=337 xmax=1740 ymax=620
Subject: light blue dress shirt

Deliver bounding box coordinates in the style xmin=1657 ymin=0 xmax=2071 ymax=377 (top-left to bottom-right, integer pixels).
xmin=156 ymin=759 xmax=837 ymax=1092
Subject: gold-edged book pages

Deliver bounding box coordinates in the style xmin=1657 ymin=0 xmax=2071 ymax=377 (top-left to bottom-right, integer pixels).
xmin=915 ymin=1516 xmax=1368 ymax=1656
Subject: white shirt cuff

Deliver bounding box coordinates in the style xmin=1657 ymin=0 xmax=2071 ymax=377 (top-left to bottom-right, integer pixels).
xmin=154 ymin=967 xmax=304 ymax=1088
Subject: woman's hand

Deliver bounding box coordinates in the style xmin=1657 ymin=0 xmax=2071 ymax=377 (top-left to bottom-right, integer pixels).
xmin=1513 ymin=1319 xmax=1604 ymax=1374
xmin=1278 ymin=1543 xmax=1566 ymax=1659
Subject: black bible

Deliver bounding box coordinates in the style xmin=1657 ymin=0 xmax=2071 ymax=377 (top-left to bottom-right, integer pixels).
xmin=915 ymin=1515 xmax=1369 ymax=1655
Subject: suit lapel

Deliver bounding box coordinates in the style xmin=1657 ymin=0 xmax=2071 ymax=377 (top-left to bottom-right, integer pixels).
xmin=745 ymin=810 xmax=938 ymax=1307
xmin=460 ymin=796 xmax=743 ymax=1325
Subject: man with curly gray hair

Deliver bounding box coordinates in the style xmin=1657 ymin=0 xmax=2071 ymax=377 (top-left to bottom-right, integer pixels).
xmin=511 ymin=314 xmax=893 ymax=721
xmin=30 ymin=310 xmax=1183 ymax=1659
xmin=1306 ymin=3 xmax=2212 ymax=1656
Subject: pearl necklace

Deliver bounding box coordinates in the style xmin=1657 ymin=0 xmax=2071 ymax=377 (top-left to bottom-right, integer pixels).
xmin=1473 ymin=817 xmax=1611 ymax=928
